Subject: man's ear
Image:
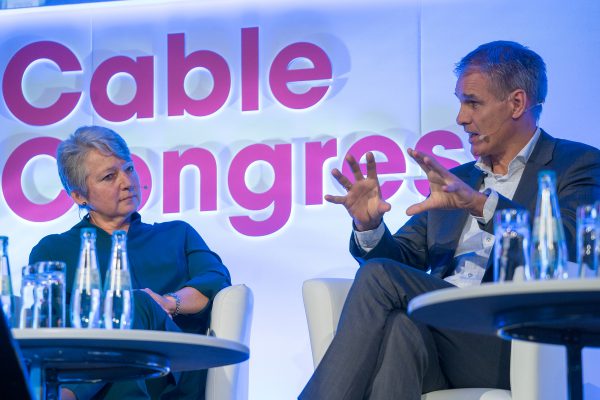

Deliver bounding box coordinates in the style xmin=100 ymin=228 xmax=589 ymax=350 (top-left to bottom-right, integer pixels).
xmin=509 ymin=89 xmax=527 ymax=118
xmin=71 ymin=191 xmax=88 ymax=207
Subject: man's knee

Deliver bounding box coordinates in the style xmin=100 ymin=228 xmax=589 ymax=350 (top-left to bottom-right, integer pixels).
xmin=354 ymin=259 xmax=415 ymax=288
xmin=355 ymin=259 xmax=386 ymax=282
xmin=350 ymin=260 xmax=408 ymax=308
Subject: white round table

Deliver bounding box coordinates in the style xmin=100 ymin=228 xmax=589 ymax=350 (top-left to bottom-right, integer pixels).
xmin=408 ymin=280 xmax=600 ymax=400
xmin=13 ymin=328 xmax=249 ymax=400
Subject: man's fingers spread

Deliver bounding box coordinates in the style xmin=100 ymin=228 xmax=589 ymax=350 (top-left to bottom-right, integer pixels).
xmin=366 ymin=152 xmax=378 ymax=179
xmin=422 ymin=154 xmax=453 ymax=179
xmin=408 ymin=149 xmax=431 ymax=173
xmin=332 ymin=168 xmax=354 ymax=189
xmin=324 ymin=194 xmax=346 ymax=204
xmin=378 ymin=201 xmax=392 ymax=213
xmin=346 ymin=154 xmax=366 ymax=180
xmin=406 ymin=203 xmax=423 ymax=216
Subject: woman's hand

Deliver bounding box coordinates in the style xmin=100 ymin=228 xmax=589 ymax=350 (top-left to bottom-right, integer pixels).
xmin=324 ymin=152 xmax=391 ymax=231
xmin=141 ymin=288 xmax=175 ymax=317
xmin=61 ymin=388 xmax=77 ymax=400
xmin=142 ymin=287 xmax=210 ymax=317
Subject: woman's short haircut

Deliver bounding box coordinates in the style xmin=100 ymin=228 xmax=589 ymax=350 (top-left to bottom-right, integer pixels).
xmin=57 ymin=125 xmax=132 ymax=197
xmin=454 ymin=41 xmax=547 ymax=121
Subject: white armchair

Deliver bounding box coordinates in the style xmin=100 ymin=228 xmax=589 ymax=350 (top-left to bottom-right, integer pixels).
xmin=302 ymin=278 xmax=569 ymax=400
xmin=206 ymin=284 xmax=254 ymax=400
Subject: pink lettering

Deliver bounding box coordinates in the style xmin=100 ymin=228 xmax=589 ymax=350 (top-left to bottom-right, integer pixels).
xmin=167 ymin=33 xmax=231 ymax=117
xmin=269 ymin=42 xmax=332 ymax=109
xmin=305 ymin=139 xmax=338 ymax=205
xmin=414 ymin=130 xmax=463 ymax=196
xmin=162 ymin=148 xmax=217 ymax=213
xmin=2 ymin=41 xmax=81 ymax=126
xmin=343 ymin=135 xmax=405 ymax=200
xmin=90 ymin=56 xmax=154 ymax=122
xmin=241 ymin=27 xmax=259 ymax=111
xmin=3 ymin=28 xmax=333 ymax=125
xmin=1 ymin=137 xmax=72 ymax=221
xmin=0 ymin=132 xmax=465 ymax=236
xmin=228 ymin=143 xmax=292 ymax=236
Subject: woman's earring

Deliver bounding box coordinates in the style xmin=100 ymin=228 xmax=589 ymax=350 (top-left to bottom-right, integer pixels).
xmin=78 ymin=202 xmax=88 ymax=220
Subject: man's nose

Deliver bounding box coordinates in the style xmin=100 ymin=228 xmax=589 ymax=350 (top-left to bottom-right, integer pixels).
xmin=456 ymin=105 xmax=469 ymax=126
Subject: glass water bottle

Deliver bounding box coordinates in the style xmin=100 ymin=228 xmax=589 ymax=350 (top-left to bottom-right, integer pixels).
xmin=529 ymin=170 xmax=568 ymax=280
xmin=0 ymin=237 xmax=14 ymax=325
xmin=103 ymin=230 xmax=134 ymax=329
xmin=71 ymin=228 xmax=102 ymax=328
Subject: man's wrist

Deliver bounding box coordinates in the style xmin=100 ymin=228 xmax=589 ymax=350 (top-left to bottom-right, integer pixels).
xmin=354 ymin=219 xmax=382 ymax=232
xmin=354 ymin=222 xmax=385 ymax=252
xmin=467 ymin=190 xmax=488 ymax=217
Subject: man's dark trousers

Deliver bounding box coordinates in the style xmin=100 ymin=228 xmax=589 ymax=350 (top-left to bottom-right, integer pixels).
xmin=299 ymin=259 xmax=511 ymax=400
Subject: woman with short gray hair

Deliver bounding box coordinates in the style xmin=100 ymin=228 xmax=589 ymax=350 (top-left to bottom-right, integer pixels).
xmin=30 ymin=125 xmax=231 ymax=400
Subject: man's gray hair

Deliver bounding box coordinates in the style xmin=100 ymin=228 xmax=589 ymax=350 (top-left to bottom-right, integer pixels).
xmin=455 ymin=41 xmax=547 ymax=121
xmin=57 ymin=126 xmax=131 ymax=197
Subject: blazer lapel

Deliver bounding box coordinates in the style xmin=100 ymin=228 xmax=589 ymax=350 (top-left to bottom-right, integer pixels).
xmin=512 ymin=129 xmax=555 ymax=211
xmin=467 ymin=166 xmax=486 ymax=190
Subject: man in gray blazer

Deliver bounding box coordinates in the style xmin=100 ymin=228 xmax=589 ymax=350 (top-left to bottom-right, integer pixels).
xmin=300 ymin=41 xmax=600 ymax=399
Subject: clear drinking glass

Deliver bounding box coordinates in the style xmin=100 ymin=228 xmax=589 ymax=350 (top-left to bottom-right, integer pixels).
xmin=577 ymin=204 xmax=599 ymax=278
xmin=19 ymin=261 xmax=66 ymax=328
xmin=33 ymin=261 xmax=66 ymax=328
xmin=18 ymin=265 xmax=37 ymax=328
xmin=0 ymin=236 xmax=14 ymax=325
xmin=494 ymin=209 xmax=530 ymax=282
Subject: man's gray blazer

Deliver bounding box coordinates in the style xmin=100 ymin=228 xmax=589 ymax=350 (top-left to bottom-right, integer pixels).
xmin=350 ymin=130 xmax=600 ymax=282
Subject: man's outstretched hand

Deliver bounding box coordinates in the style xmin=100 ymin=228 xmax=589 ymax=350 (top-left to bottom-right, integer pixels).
xmin=324 ymin=152 xmax=391 ymax=231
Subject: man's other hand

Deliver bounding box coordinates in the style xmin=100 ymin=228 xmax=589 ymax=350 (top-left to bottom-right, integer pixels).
xmin=406 ymin=148 xmax=486 ymax=217
xmin=324 ymin=152 xmax=392 ymax=231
